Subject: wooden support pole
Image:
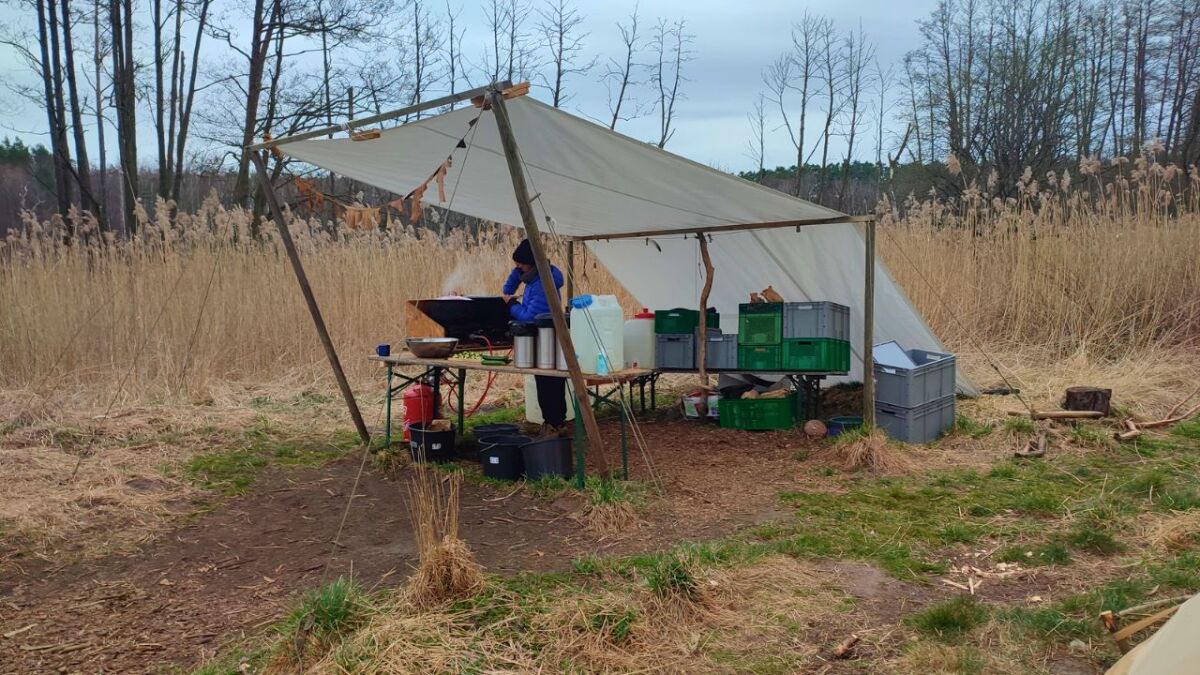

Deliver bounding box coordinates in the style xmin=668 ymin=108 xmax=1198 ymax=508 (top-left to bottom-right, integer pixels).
xmin=697 ymin=234 xmax=714 ymax=388
xmin=863 ymin=217 xmax=876 ymax=427
xmin=247 ymin=80 xmax=512 ymax=151
xmin=489 ymin=89 xmax=612 ymax=476
xmin=250 ymin=152 xmax=371 ymax=446
xmin=566 ymin=239 xmax=575 ymax=301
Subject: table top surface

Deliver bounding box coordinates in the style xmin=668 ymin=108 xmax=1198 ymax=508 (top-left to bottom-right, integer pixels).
xmin=370 ymin=353 xmax=653 ymax=382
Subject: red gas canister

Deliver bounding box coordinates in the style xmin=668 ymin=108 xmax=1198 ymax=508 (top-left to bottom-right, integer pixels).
xmin=402 ymin=384 xmax=436 ymax=441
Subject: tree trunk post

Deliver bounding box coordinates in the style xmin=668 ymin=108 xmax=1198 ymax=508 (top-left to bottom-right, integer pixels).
xmin=697 ymin=234 xmax=714 ymax=388
xmin=489 ymin=88 xmax=612 ymax=477
xmin=1063 ymin=387 xmax=1112 ymax=417
xmin=863 ymin=217 xmax=876 ymax=427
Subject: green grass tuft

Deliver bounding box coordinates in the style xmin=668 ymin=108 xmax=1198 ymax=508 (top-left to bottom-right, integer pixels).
xmin=645 ymin=554 xmax=700 ymax=599
xmin=1004 ymin=417 xmax=1036 ymax=434
xmin=906 ymin=596 xmax=989 ymax=641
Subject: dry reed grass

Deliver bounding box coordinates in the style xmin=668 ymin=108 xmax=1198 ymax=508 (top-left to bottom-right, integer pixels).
xmin=403 ymin=464 xmax=484 ymax=608
xmin=2 ymin=161 xmax=1197 ymax=416
xmin=1140 ymin=510 xmax=1200 ymax=552
xmin=816 ymin=427 xmax=915 ymax=474
xmin=305 ymin=554 xmax=850 ymax=673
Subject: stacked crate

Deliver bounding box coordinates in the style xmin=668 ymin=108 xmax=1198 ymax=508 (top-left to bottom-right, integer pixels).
xmin=737 ymin=303 xmax=784 ymax=370
xmin=734 ymin=301 xmax=851 ymax=373
xmin=654 ymin=307 xmax=720 ymax=370
xmin=781 ymin=301 xmax=851 ymax=373
xmin=873 ymin=342 xmax=957 ymax=443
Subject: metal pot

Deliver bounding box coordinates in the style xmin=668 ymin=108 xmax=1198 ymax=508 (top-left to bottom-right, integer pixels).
xmin=405 ymin=337 xmax=458 ymax=359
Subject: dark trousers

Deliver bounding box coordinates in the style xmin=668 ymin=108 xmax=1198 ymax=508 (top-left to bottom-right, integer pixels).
xmin=535 ymin=375 xmax=567 ymax=426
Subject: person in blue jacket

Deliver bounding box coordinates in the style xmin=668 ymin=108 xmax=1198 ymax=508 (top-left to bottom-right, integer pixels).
xmin=502 ymin=239 xmax=567 ymax=435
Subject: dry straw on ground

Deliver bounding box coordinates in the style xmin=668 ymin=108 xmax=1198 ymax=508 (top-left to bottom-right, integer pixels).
xmin=816 ymin=427 xmax=915 ymax=474
xmin=306 ymin=555 xmax=851 ymax=673
xmin=403 ymin=464 xmax=484 ymax=608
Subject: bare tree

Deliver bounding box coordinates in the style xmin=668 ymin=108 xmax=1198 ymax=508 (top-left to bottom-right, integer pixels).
xmin=60 ymin=0 xmax=97 ymax=218
xmin=443 ymin=1 xmax=466 ymax=100
xmin=536 ymin=0 xmax=592 ymax=107
xmin=745 ymin=92 xmax=767 ymax=181
xmin=409 ymin=0 xmax=442 ymax=118
xmin=836 ymin=23 xmax=874 ymax=209
xmin=171 ymin=0 xmax=212 ymax=202
xmin=815 ymin=24 xmax=844 ymax=197
xmin=109 ymin=0 xmax=137 ymax=231
xmin=604 ymin=6 xmax=641 ymax=130
xmin=764 ymin=12 xmax=827 ymax=196
xmin=649 ymin=17 xmax=692 ymax=148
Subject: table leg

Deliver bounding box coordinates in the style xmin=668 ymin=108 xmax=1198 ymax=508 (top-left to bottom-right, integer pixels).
xmin=572 ymin=392 xmax=585 ymax=489
xmin=431 ymin=367 xmax=442 ymax=419
xmin=384 ymin=366 xmax=393 ymax=448
xmin=651 ymin=374 xmax=657 ymax=410
xmin=619 ymin=385 xmax=629 ymax=480
xmin=456 ymin=368 xmax=466 ymax=437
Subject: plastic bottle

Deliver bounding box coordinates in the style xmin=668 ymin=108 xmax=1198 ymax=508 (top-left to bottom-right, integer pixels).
xmin=569 ymin=294 xmax=624 ymax=374
xmin=623 ymin=308 xmax=655 ymax=368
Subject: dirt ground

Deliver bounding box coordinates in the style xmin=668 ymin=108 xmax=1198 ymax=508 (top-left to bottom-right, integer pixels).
xmin=0 ymin=413 xmax=854 ymax=674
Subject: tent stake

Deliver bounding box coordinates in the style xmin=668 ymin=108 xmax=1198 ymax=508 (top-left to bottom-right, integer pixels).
xmin=489 ymin=89 xmax=612 ymax=477
xmin=250 ymin=152 xmax=372 ymax=446
xmin=863 ymin=217 xmax=876 ymax=427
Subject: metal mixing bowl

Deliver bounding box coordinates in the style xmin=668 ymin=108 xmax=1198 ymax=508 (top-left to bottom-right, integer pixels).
xmin=405 ymin=337 xmax=459 ymax=359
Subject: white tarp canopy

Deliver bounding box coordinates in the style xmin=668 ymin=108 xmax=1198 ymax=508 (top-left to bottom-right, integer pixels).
xmin=280 ymin=96 xmax=975 ymax=393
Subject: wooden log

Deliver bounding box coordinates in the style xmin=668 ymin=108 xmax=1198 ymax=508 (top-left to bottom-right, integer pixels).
xmin=1008 ymin=410 xmax=1105 ymax=420
xmin=832 ymin=634 xmax=860 ymax=659
xmin=1063 ymin=386 xmax=1112 ymax=416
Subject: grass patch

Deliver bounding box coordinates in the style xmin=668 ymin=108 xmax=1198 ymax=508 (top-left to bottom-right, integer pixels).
xmin=1066 ymin=527 xmax=1124 ymax=555
xmin=1003 ymin=417 xmax=1036 ymax=434
xmin=182 ymin=422 xmax=354 ymax=495
xmin=953 ymin=414 xmax=994 ymax=439
xmin=277 ymin=577 xmax=369 ymax=663
xmin=906 ymin=596 xmax=988 ymax=641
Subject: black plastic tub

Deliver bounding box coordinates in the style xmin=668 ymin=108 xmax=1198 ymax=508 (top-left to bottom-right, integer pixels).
xmin=408 ymin=423 xmax=456 ymax=463
xmin=472 ymin=423 xmax=520 ymax=440
xmin=478 ymin=434 xmax=530 ymax=481
xmin=521 ymin=437 xmax=573 ymax=481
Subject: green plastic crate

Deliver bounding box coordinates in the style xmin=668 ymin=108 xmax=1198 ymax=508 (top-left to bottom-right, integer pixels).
xmin=738 ymin=303 xmax=783 ymax=345
xmin=719 ymin=393 xmax=796 ymax=430
xmin=654 ymin=307 xmax=720 ymax=334
xmin=738 ymin=344 xmax=782 ymax=371
xmin=782 ymin=338 xmax=850 ymax=373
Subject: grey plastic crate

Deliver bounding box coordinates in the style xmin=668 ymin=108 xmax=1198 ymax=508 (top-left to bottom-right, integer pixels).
xmin=875 ymin=395 xmax=955 ymax=444
xmin=873 ymin=344 xmax=957 ymax=408
xmin=700 ymin=332 xmax=738 ymax=370
xmin=656 ymin=333 xmax=695 ymax=370
xmin=783 ymin=301 xmax=850 ymax=341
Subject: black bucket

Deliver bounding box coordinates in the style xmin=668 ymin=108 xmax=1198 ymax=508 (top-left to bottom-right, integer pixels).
xmin=478 ymin=434 xmax=530 ymax=481
xmin=521 ymin=437 xmax=573 ymax=480
xmin=408 ymin=423 xmax=456 ymax=463
xmin=472 ymin=423 xmax=520 ymax=440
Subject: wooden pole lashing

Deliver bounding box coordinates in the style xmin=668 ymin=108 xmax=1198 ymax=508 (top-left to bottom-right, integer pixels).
xmin=697 ymin=234 xmax=714 ymax=388
xmin=489 ymin=89 xmax=612 ymax=476
xmin=250 ymin=152 xmax=372 ymax=446
xmin=863 ymin=217 xmax=876 ymax=427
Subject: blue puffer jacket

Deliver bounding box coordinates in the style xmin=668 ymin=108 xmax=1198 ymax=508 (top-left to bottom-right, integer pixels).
xmin=503 ymin=265 xmax=563 ymax=323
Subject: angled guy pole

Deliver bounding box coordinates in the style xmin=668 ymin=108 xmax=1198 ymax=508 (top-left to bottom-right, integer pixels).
xmin=249 ymin=151 xmax=371 ymax=445
xmin=489 ymin=87 xmax=612 ymax=477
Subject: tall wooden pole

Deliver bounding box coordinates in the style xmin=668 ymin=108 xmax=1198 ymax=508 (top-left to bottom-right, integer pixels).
xmin=489 ymin=90 xmax=611 ymax=476
xmin=696 ymin=234 xmax=714 ymax=388
xmin=862 ymin=217 xmax=876 ymax=427
xmin=566 ymin=239 xmax=575 ymax=300
xmin=250 ymin=152 xmax=372 ymax=445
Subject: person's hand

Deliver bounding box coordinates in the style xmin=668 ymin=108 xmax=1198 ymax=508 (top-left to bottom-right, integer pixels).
xmin=501 ymin=294 xmax=514 ymax=304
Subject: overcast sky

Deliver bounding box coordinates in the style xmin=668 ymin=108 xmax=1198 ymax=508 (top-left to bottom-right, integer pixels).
xmin=0 ymin=0 xmax=936 ymax=172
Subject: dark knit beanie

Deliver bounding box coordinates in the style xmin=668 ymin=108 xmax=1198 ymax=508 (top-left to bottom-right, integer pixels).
xmin=512 ymin=238 xmax=534 ymax=265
